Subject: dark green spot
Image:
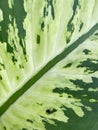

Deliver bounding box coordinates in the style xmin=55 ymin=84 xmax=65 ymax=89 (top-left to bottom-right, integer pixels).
xmin=66 ymin=0 xmax=79 ymax=43
xmin=50 ymin=0 xmax=55 ymax=20
xmin=46 ymin=108 xmax=57 ymax=114
xmin=43 ymin=7 xmax=48 ymax=17
xmin=73 ymin=0 xmax=79 ymax=12
xmin=53 ymin=87 xmax=67 ymax=94
xmin=0 ymin=63 xmax=5 ymax=70
xmin=66 ymin=23 xmax=75 ymax=43
xmin=12 ymin=55 xmax=17 ymax=64
xmin=26 ymin=119 xmax=33 ymax=123
xmin=19 ymin=64 xmax=24 ymax=69
xmin=16 ymin=76 xmax=19 ymax=80
xmin=68 ymin=23 xmax=74 ymax=33
xmin=66 ymin=37 xmax=71 ymax=43
xmin=95 ymin=32 xmax=98 ymax=36
xmin=63 ymin=63 xmax=73 ymax=68
xmin=36 ymin=34 xmax=40 ymax=44
xmin=77 ymin=58 xmax=98 ymax=73
xmin=68 ymin=95 xmax=72 ymax=98
xmin=7 ymin=43 xmax=14 ymax=53
xmin=46 ymin=0 xmax=55 ymax=20
xmin=41 ymin=21 xmax=45 ymax=31
xmin=83 ymin=49 xmax=91 ymax=55
xmin=3 ymin=126 xmax=6 ymax=130
xmin=19 ymin=39 xmax=26 ymax=55
xmin=0 ymin=75 xmax=2 ymax=80
xmin=36 ymin=102 xmax=43 ymax=106
xmin=22 ymin=128 xmax=28 ymax=130
xmin=59 ymin=94 xmax=63 ymax=97
xmin=79 ymin=22 xmax=83 ymax=31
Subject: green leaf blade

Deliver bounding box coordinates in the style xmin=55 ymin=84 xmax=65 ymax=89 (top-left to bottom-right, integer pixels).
xmin=0 ymin=0 xmax=98 ymax=130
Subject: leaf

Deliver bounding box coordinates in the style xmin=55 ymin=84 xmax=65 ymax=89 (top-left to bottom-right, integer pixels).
xmin=0 ymin=0 xmax=98 ymax=130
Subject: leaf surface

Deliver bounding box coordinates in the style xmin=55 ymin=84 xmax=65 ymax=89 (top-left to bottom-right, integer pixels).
xmin=0 ymin=0 xmax=98 ymax=130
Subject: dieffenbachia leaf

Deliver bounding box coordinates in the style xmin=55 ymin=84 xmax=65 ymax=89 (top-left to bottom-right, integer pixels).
xmin=0 ymin=0 xmax=98 ymax=130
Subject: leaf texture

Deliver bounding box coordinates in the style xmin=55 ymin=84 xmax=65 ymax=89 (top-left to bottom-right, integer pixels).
xmin=0 ymin=0 xmax=98 ymax=130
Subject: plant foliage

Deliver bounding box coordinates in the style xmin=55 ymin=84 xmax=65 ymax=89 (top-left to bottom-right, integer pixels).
xmin=0 ymin=0 xmax=98 ymax=130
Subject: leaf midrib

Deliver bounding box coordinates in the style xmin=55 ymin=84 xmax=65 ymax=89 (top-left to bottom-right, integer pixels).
xmin=0 ymin=23 xmax=98 ymax=117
